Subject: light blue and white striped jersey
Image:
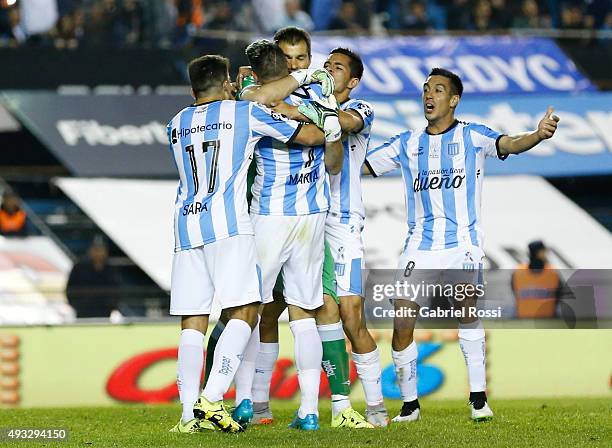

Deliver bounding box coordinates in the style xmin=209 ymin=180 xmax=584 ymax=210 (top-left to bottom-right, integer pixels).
xmin=250 ymin=84 xmax=330 ymax=216
xmin=365 ymin=120 xmax=505 ymax=251
xmin=167 ymin=100 xmax=301 ymax=251
xmin=327 ymin=98 xmax=374 ymax=225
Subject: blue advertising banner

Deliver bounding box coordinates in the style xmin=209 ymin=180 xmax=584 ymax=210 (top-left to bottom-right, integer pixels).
xmin=2 ymin=91 xmax=610 ymax=178
xmin=365 ymin=92 xmax=612 ymax=177
xmin=312 ymin=36 xmax=594 ymax=97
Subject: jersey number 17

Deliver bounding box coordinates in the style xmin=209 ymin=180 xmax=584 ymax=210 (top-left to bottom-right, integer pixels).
xmin=185 ymin=140 xmax=220 ymax=195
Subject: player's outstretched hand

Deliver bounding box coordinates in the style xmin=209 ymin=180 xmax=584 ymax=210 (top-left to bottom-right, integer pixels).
xmin=290 ymin=68 xmax=335 ymax=96
xmin=537 ymin=106 xmax=560 ymax=140
xmin=298 ymin=96 xmax=341 ymax=142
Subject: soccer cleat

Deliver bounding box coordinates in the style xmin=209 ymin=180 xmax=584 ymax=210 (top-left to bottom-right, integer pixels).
xmin=169 ymin=418 xmax=202 ymax=433
xmin=392 ymin=399 xmax=421 ymax=423
xmin=288 ymin=412 xmax=320 ymax=431
xmin=193 ymin=395 xmax=244 ymax=433
xmin=392 ymin=407 xmax=420 ymax=423
xmin=251 ymin=402 xmax=274 ymax=425
xmin=470 ymin=400 xmax=494 ymax=421
xmin=366 ymin=404 xmax=390 ymax=427
xmin=232 ymin=399 xmax=254 ymax=427
xmin=331 ymin=407 xmax=374 ymax=429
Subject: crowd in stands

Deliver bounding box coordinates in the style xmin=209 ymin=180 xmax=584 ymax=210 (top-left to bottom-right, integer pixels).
xmin=0 ymin=0 xmax=610 ymax=48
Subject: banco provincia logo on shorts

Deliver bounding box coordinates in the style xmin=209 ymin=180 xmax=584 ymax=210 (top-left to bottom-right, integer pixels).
xmin=171 ymin=122 xmax=233 ymax=143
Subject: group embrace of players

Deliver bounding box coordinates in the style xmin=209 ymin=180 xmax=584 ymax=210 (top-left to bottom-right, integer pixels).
xmin=166 ymin=26 xmax=559 ymax=434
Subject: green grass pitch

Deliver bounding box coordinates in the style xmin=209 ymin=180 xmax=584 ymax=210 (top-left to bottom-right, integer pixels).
xmin=1 ymin=398 xmax=610 ymax=447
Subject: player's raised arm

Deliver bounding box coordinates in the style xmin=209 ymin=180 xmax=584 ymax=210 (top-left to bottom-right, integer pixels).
xmin=296 ymin=97 xmax=366 ymax=134
xmin=239 ymin=39 xmax=334 ymax=106
xmin=291 ymin=123 xmax=326 ymax=146
xmin=498 ymin=107 xmax=560 ymax=156
xmin=239 ymin=69 xmax=334 ymax=106
xmin=338 ymin=109 xmax=365 ymax=133
xmin=273 ymin=102 xmax=308 ymax=122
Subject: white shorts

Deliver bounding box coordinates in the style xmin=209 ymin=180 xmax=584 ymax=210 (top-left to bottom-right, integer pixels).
xmin=251 ymin=213 xmax=325 ymax=310
xmin=325 ymin=219 xmax=364 ymax=297
xmin=170 ymin=235 xmax=262 ymax=315
xmin=394 ymin=244 xmax=485 ymax=306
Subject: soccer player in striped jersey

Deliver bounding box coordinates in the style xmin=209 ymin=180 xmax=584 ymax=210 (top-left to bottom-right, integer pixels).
xmin=296 ymin=48 xmax=390 ymax=427
xmin=168 ymin=54 xmax=338 ymax=434
xmin=201 ymin=32 xmax=362 ymax=430
xmin=364 ymin=68 xmax=559 ymax=422
xmin=242 ymin=30 xmax=374 ymax=430
xmin=239 ymin=39 xmax=344 ymax=431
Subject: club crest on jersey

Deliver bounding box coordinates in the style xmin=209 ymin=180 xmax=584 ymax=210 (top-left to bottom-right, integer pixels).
xmin=335 ymin=263 xmax=345 ymax=277
xmin=447 ymin=143 xmax=460 ymax=156
xmin=463 ymin=262 xmax=475 ymax=272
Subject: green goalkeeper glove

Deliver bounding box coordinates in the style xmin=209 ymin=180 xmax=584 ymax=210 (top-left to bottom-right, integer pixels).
xmin=298 ymin=95 xmax=341 ymax=143
xmin=290 ymin=68 xmax=335 ymax=97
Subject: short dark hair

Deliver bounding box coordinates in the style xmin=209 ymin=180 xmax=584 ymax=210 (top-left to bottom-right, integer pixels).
xmin=245 ymin=39 xmax=288 ymax=82
xmin=329 ymin=47 xmax=364 ymax=80
xmin=273 ymin=26 xmax=311 ymax=56
xmin=428 ymin=68 xmax=463 ymax=97
xmin=188 ymin=55 xmax=229 ymax=95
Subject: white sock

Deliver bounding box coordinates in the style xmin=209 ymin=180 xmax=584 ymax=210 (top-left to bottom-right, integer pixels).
xmin=331 ymin=394 xmax=350 ymax=416
xmin=202 ymin=319 xmax=252 ymax=403
xmin=177 ymin=329 xmax=204 ymax=423
xmin=458 ymin=320 xmax=486 ymax=392
xmin=352 ymin=348 xmax=384 ymax=407
xmin=234 ymin=317 xmax=260 ymax=404
xmin=252 ymin=342 xmax=279 ymax=403
xmin=290 ymin=318 xmax=322 ymax=418
xmin=392 ymin=341 xmax=418 ymax=402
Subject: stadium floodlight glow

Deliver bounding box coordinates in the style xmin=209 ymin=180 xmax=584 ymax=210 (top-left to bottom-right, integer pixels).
xmin=6 ymin=0 xmax=17 ymax=6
